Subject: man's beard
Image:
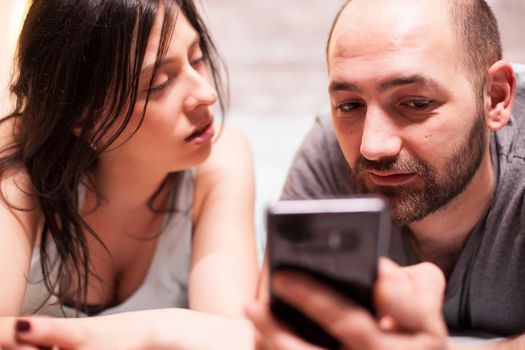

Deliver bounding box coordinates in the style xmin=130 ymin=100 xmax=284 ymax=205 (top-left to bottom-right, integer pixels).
xmin=350 ymin=111 xmax=487 ymax=225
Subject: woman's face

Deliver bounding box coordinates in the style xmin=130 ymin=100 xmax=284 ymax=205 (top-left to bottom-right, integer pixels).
xmin=102 ymin=6 xmax=218 ymax=172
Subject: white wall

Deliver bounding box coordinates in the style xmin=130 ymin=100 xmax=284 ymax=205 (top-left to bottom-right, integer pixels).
xmin=0 ymin=0 xmax=27 ymax=117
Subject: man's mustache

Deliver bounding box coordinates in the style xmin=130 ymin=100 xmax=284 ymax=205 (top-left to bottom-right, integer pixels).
xmin=356 ymin=156 xmax=429 ymax=175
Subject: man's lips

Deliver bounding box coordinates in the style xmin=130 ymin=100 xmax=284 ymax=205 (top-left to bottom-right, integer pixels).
xmin=368 ymin=170 xmax=417 ymax=186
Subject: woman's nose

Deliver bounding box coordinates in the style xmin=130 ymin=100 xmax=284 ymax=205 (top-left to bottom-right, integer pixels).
xmin=182 ymin=68 xmax=218 ymax=112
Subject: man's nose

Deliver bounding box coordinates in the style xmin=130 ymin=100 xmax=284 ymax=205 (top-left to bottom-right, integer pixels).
xmin=359 ymin=106 xmax=402 ymax=161
xmin=182 ymin=68 xmax=218 ymax=112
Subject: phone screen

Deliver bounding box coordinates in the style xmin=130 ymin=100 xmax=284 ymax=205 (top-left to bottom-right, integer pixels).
xmin=266 ymin=197 xmax=390 ymax=349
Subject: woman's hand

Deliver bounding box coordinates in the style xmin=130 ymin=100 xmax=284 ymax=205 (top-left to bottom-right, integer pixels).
xmin=246 ymin=258 xmax=451 ymax=350
xmin=10 ymin=309 xmax=255 ymax=350
xmin=4 ymin=314 xmax=151 ymax=350
xmin=1 ymin=317 xmax=22 ymax=349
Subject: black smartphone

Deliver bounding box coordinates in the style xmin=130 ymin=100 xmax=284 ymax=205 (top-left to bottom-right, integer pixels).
xmin=266 ymin=196 xmax=391 ymax=349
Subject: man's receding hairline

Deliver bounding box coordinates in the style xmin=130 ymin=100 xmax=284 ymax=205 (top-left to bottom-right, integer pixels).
xmin=326 ymin=0 xmax=351 ymax=58
xmin=327 ymin=0 xmax=461 ymax=57
xmin=326 ymin=0 xmax=502 ymax=92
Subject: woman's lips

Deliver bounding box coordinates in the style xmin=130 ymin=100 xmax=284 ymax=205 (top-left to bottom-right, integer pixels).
xmin=368 ymin=171 xmax=417 ymax=186
xmin=185 ymin=122 xmax=215 ymax=145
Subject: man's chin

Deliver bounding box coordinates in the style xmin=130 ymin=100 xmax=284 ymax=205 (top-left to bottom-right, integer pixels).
xmin=363 ymin=182 xmax=422 ymax=198
xmin=364 ymin=188 xmax=429 ymax=225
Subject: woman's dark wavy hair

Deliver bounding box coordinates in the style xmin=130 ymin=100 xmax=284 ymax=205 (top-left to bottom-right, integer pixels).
xmin=0 ymin=0 xmax=227 ymax=311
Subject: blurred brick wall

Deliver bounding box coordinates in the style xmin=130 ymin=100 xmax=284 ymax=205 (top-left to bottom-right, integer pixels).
xmin=0 ymin=0 xmax=26 ymax=116
xmin=202 ymin=0 xmax=524 ymax=118
xmin=0 ymin=1 xmax=522 ymax=118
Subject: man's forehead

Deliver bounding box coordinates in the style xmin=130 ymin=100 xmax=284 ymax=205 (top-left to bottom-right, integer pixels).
xmin=328 ymin=73 xmax=451 ymax=98
xmin=329 ymin=0 xmax=453 ymax=60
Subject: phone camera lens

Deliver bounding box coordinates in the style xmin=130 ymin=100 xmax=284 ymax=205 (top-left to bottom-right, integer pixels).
xmin=328 ymin=230 xmax=342 ymax=249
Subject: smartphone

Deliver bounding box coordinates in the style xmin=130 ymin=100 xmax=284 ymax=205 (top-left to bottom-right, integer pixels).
xmin=266 ymin=196 xmax=391 ymax=350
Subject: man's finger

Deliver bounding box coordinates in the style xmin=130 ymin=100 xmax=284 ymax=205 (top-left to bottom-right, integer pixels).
xmin=245 ymin=303 xmax=322 ymax=350
xmin=272 ymin=271 xmax=380 ymax=349
xmin=373 ymin=332 xmax=449 ymax=350
xmin=375 ymin=259 xmax=447 ymax=336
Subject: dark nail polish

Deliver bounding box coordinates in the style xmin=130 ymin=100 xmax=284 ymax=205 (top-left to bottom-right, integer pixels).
xmin=15 ymin=319 xmax=31 ymax=332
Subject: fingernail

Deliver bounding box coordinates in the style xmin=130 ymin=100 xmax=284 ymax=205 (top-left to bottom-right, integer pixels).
xmin=15 ymin=319 xmax=31 ymax=332
xmin=379 ymin=257 xmax=397 ymax=272
xmin=272 ymin=273 xmax=290 ymax=291
xmin=273 ymin=272 xmax=301 ymax=293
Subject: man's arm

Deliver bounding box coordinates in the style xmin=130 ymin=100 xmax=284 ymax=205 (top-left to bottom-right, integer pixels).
xmin=280 ymin=108 xmax=354 ymax=201
xmin=248 ymin=259 xmax=525 ymax=350
xmin=248 ymin=258 xmax=450 ymax=350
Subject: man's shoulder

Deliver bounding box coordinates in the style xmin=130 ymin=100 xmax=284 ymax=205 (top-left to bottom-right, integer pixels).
xmin=489 ymin=65 xmax=525 ymax=207
xmin=280 ymin=108 xmax=354 ymax=200
xmin=514 ymin=63 xmax=525 ymax=82
xmin=494 ymin=64 xmax=525 ymax=159
xmin=510 ymin=63 xmax=525 ymax=128
xmin=306 ymin=106 xmax=337 ymax=145
xmin=513 ymin=63 xmax=525 ymax=123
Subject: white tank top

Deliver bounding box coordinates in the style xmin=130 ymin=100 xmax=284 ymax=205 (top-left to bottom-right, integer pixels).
xmin=20 ymin=170 xmax=194 ymax=317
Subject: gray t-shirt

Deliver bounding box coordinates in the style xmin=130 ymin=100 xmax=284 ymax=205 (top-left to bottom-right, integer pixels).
xmin=281 ymin=65 xmax=525 ymax=336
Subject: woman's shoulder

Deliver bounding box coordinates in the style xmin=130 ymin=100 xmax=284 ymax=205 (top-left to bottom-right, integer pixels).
xmin=0 ymin=117 xmax=42 ymax=314
xmin=0 ymin=117 xmax=31 ymax=191
xmin=204 ymin=124 xmax=251 ymax=164
xmin=192 ymin=124 xmax=254 ymax=220
xmin=0 ymin=116 xmax=18 ymax=153
xmin=0 ymin=117 xmax=41 ymax=236
xmin=195 ymin=124 xmax=252 ymax=180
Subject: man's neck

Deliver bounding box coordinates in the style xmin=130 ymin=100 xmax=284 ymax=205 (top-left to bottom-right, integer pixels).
xmin=406 ymin=150 xmax=495 ymax=276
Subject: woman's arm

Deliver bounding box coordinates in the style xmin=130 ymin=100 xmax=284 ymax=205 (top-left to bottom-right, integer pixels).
xmin=190 ymin=125 xmax=259 ymax=317
xmin=0 ymin=170 xmax=40 ymax=344
xmin=0 ymin=120 xmax=40 ymax=316
xmin=0 ymin=121 xmax=40 ymax=346
xmin=4 ymin=126 xmax=259 ymax=349
xmin=11 ymin=309 xmax=254 ymax=350
xmin=0 ymin=172 xmax=39 ymax=316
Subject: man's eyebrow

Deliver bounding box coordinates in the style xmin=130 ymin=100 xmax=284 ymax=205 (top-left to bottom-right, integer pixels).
xmin=379 ymin=74 xmax=437 ymax=92
xmin=329 ymin=74 xmax=443 ymax=94
xmin=140 ymin=37 xmax=200 ymax=76
xmin=329 ymin=81 xmax=362 ymax=93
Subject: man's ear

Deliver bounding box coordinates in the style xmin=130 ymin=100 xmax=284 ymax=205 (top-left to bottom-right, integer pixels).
xmin=485 ymin=60 xmax=516 ymax=131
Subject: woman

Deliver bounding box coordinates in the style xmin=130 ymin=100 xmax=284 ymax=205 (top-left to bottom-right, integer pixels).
xmin=0 ymin=0 xmax=258 ymax=348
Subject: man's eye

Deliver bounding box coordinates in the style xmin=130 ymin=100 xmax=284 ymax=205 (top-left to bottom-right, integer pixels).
xmin=336 ymin=101 xmax=364 ymax=113
xmin=403 ymin=99 xmax=433 ymax=110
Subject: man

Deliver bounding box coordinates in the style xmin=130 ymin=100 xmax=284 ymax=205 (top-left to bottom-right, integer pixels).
xmin=247 ymin=0 xmax=525 ymax=348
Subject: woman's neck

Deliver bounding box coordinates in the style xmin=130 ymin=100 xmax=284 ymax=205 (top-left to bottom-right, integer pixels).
xmin=90 ymin=147 xmax=173 ymax=210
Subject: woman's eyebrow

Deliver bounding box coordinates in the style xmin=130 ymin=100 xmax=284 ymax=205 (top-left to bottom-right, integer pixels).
xmin=140 ymin=37 xmax=201 ymax=77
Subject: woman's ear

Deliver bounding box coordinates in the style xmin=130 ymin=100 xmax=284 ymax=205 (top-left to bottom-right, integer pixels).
xmin=485 ymin=60 xmax=516 ymax=132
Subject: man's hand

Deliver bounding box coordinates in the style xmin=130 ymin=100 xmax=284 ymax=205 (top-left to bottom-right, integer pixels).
xmin=246 ymin=258 xmax=451 ymax=350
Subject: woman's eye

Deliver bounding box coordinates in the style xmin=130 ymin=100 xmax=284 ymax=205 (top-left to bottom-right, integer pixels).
xmin=147 ymin=78 xmax=172 ymax=93
xmin=190 ymin=55 xmax=205 ymax=67
xmin=336 ymin=101 xmax=364 ymax=113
